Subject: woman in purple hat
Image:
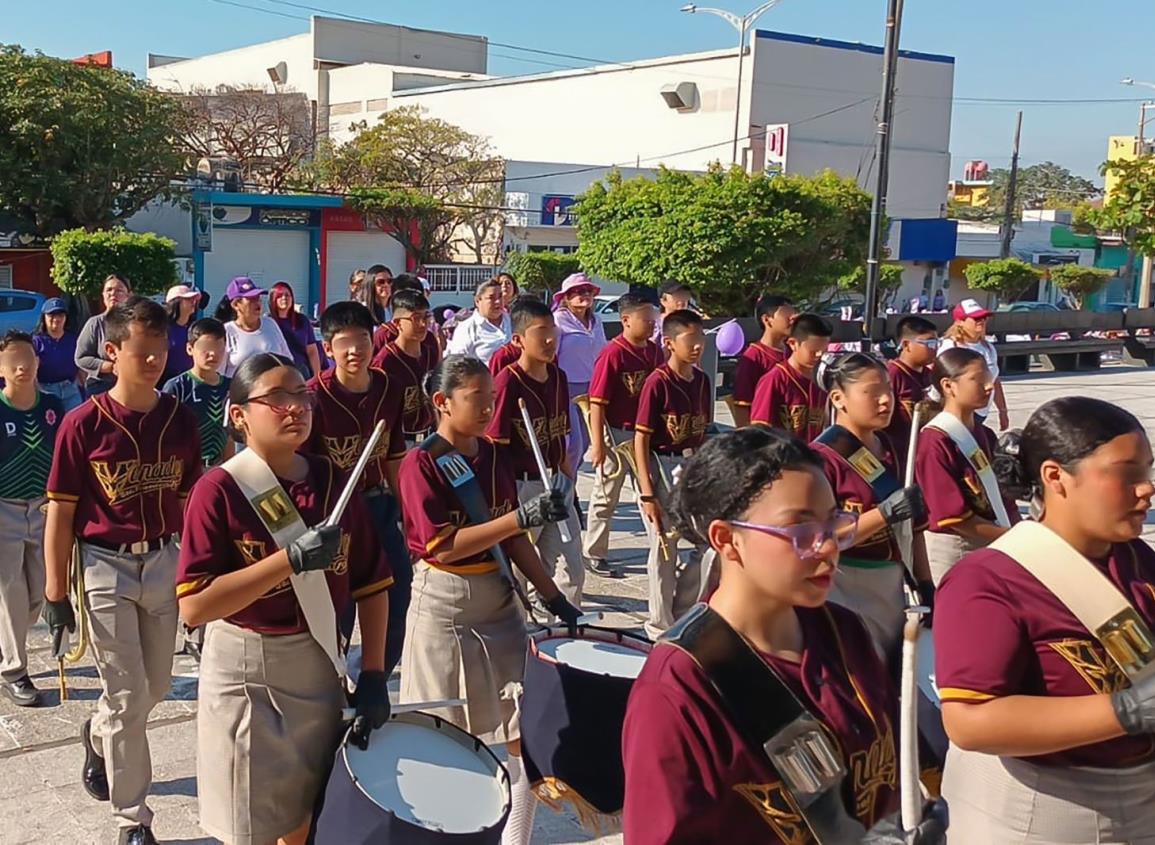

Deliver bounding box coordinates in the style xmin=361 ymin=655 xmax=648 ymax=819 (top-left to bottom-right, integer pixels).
xmin=161 ymin=284 xmax=209 ymax=385
xmin=212 ymin=277 xmax=291 ymax=378
xmin=33 ymin=298 xmax=83 ymax=412
xmin=553 ymin=273 xmax=607 ymax=475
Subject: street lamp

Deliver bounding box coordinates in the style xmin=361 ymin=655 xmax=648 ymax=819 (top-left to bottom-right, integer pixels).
xmin=681 ymin=1 xmax=785 ymax=165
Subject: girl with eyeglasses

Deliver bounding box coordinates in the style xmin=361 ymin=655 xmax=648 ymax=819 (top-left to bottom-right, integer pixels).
xmin=621 ymin=426 xmax=904 ymax=843
xmin=176 ymin=353 xmax=392 ymax=845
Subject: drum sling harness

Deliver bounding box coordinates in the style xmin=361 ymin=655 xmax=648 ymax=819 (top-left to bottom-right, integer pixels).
xmin=924 ymin=411 xmax=1012 ymax=528
xmin=418 ymin=433 xmax=533 ymax=612
xmin=991 ymin=521 xmax=1155 ymax=680
xmin=663 ymin=604 xmax=867 ymax=844
xmin=222 ymin=448 xmax=346 ymax=678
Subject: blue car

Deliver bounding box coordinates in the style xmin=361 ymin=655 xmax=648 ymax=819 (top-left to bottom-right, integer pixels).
xmin=0 ymin=290 xmax=47 ymax=333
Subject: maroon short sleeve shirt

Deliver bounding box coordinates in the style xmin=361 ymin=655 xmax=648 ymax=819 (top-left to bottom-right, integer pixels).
xmin=486 ymin=362 xmax=569 ymax=479
xmin=733 ymin=341 xmax=787 ymax=407
xmin=750 ymin=362 xmax=827 ymax=442
xmin=915 ymin=422 xmax=1018 ymax=532
xmin=588 ymin=335 xmax=663 ymax=430
xmin=634 ymin=364 xmax=711 ymax=455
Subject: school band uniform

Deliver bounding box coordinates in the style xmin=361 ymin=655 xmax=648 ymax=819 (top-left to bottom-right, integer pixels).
xmin=373 ymin=337 xmax=438 ymax=445
xmin=0 ymin=390 xmax=62 ymax=698
xmin=487 ymin=360 xmax=584 ymax=607
xmin=396 ymin=438 xmax=528 ymax=743
xmin=582 ymin=334 xmax=663 ymax=568
xmin=750 ymin=361 xmax=828 ymax=442
xmin=46 ymin=392 xmax=202 ymax=833
xmin=634 ymin=363 xmax=712 ymax=639
xmin=915 ymin=422 xmax=1018 ymax=586
xmin=371 ymin=319 xmax=442 ymax=370
xmin=935 ymin=539 xmax=1155 ymax=841
xmin=177 ymin=455 xmax=391 ymax=845
xmin=731 ymin=340 xmax=787 ymax=416
xmin=884 ymin=359 xmax=933 ymax=476
xmin=622 ymin=603 xmax=899 ymax=844
xmin=488 ymin=341 xmax=521 ymax=377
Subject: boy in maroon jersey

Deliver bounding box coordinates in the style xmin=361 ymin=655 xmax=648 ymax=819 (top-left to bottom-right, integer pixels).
xmin=488 ymin=340 xmax=520 ymax=376
xmin=487 ymin=298 xmax=584 ymax=609
xmin=43 ymin=298 xmax=202 ymax=844
xmin=370 ymin=274 xmax=442 ymax=366
xmin=582 ymin=293 xmax=661 ymax=578
xmin=372 ymin=289 xmax=437 ymax=444
xmin=731 ymin=294 xmax=796 ymax=427
xmin=885 ymin=315 xmax=938 ymax=475
xmin=750 ymin=313 xmax=832 ymax=441
xmin=306 ymin=301 xmax=408 ymax=673
xmin=634 ymin=309 xmax=712 ymax=639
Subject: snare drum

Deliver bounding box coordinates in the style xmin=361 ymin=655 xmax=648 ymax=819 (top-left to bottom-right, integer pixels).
xmin=313 ymin=711 xmax=510 ymax=844
xmin=521 ymin=626 xmax=651 ymax=828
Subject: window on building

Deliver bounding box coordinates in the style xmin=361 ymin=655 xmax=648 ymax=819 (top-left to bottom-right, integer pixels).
xmin=0 ymin=265 xmax=12 ymax=289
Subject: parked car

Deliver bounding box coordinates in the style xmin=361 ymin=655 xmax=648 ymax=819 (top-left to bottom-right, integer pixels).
xmin=0 ymin=290 xmax=46 ymax=333
xmin=594 ymin=294 xmax=622 ymax=322
xmin=997 ymin=301 xmax=1062 ymax=313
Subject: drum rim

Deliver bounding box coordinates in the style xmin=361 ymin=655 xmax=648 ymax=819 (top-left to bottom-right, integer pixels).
xmin=339 ymin=710 xmax=512 ymax=833
xmin=528 ymin=624 xmax=652 ymax=670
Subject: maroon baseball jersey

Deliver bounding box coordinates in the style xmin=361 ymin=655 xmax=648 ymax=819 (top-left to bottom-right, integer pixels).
xmin=733 ymin=341 xmax=788 ymax=407
xmin=635 ymin=364 xmax=711 ymax=456
xmin=372 ymin=320 xmax=442 ymax=366
xmin=915 ymin=423 xmax=1018 ymax=532
xmin=588 ymin=335 xmax=663 ymax=430
xmin=176 ymin=455 xmax=392 ymax=634
xmin=936 ymin=539 xmax=1155 ymax=768
xmin=374 ymin=340 xmax=436 ymax=435
xmin=622 ymin=603 xmax=899 ymax=844
xmin=486 ymin=361 xmax=570 ymax=479
xmin=306 ymin=367 xmax=407 ymax=490
xmin=47 ymin=393 xmax=202 ymax=545
xmin=397 ymin=439 xmax=520 ymax=574
xmin=487 ymin=341 xmax=521 ymax=377
xmin=884 ymin=360 xmax=933 ymax=474
xmin=750 ymin=362 xmax=828 ymax=442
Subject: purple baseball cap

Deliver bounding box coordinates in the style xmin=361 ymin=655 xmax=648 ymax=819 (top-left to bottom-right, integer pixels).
xmin=226 ymin=276 xmax=266 ymax=300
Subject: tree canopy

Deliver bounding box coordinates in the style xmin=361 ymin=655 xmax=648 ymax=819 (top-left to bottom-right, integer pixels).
xmin=1093 ymin=156 xmax=1155 ymax=257
xmin=51 ymin=228 xmax=178 ymax=297
xmin=963 ymin=257 xmax=1042 ymax=302
xmin=1047 ymin=264 xmax=1113 ymax=308
xmin=502 ymin=252 xmax=582 ymax=294
xmin=0 ymin=45 xmax=189 ymax=236
xmin=951 ymin=161 xmax=1099 ymax=222
xmin=573 ymin=165 xmax=872 ymax=314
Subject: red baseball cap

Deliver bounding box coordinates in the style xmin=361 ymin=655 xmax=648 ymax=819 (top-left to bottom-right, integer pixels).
xmin=952 ymin=298 xmax=993 ymax=321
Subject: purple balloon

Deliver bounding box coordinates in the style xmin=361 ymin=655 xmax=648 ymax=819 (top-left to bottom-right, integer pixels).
xmin=716 ymin=319 xmax=746 ymax=356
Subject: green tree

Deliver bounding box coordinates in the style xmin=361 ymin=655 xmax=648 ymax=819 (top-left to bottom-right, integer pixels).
xmin=1047 ymin=264 xmax=1113 ymax=309
xmin=963 ymin=257 xmax=1042 ymax=302
xmin=51 ymin=229 xmax=178 ymax=297
xmin=0 ymin=45 xmax=189 ymax=236
xmin=1093 ymin=156 xmax=1155 ymax=260
xmin=574 ymin=165 xmax=872 ymax=314
xmin=949 ymin=161 xmax=1100 ymax=222
xmin=502 ymin=252 xmax=581 ymax=295
xmin=837 ymin=263 xmax=905 ymax=308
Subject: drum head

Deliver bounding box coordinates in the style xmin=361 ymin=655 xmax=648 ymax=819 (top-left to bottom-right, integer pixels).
xmin=344 ymin=712 xmax=508 ymax=834
xmin=533 ymin=626 xmax=651 ymax=680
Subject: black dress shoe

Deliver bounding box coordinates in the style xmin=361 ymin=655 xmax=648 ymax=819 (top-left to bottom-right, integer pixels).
xmin=81 ymin=718 xmax=110 ymax=802
xmin=0 ymin=675 xmax=43 ymax=707
xmin=585 ymin=558 xmax=624 ymax=579
xmin=117 ymin=825 xmax=157 ymax=845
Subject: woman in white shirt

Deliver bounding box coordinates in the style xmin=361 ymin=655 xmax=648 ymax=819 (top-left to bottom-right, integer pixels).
xmin=445 ymin=278 xmax=511 ymax=364
xmin=939 ymin=298 xmax=1009 ymax=430
xmin=213 ymin=276 xmax=292 ymax=377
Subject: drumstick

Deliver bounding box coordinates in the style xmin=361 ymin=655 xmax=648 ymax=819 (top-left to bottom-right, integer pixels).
xmin=518 ymin=399 xmax=572 ymax=544
xmin=52 ymin=627 xmax=67 ymax=703
xmin=904 ymin=406 xmax=922 ymax=488
xmin=341 ymin=697 xmax=468 ymax=722
xmin=899 ymin=609 xmax=923 ymax=832
xmin=323 ymin=420 xmax=386 ymax=529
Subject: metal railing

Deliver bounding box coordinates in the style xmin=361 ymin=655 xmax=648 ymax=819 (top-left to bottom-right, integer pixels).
xmin=423 ymin=264 xmax=497 ymax=294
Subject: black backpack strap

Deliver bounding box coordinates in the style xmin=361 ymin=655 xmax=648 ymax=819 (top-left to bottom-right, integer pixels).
xmin=815 ymin=425 xmax=902 ymax=501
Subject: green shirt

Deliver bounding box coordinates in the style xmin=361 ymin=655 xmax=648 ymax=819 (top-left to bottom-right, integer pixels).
xmin=0 ymin=390 xmax=62 ymax=500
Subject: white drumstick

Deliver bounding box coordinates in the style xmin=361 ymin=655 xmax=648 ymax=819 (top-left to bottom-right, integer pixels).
xmin=323 ymin=420 xmax=386 ymax=529
xmin=517 ymin=399 xmax=573 ymax=544
xmin=904 ymin=406 xmax=922 ymax=488
xmin=342 ymin=697 xmax=467 ymax=722
xmin=899 ymin=610 xmax=923 ymax=832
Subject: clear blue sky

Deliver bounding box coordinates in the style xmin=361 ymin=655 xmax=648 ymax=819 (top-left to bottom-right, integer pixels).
xmin=9 ymin=0 xmax=1155 ymax=183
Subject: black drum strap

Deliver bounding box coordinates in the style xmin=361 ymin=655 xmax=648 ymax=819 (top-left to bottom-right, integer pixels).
xmin=663 ymin=605 xmax=867 ymax=844
xmin=418 ymin=433 xmax=531 ymax=611
xmin=815 ymin=425 xmax=902 ymax=501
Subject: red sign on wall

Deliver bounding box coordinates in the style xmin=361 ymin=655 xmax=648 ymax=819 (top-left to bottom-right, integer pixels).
xmin=322 ymin=208 xmax=369 ymax=232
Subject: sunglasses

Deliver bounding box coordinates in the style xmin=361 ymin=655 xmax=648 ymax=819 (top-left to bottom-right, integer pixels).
xmin=910 ymin=338 xmax=941 ymax=349
xmin=729 ymin=512 xmax=859 ymax=560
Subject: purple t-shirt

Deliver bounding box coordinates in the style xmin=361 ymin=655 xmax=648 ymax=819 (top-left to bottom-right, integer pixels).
xmin=33 ymin=332 xmax=78 ymax=384
xmin=274 ymin=314 xmax=315 ymax=373
xmin=162 ymin=321 xmax=192 ymax=386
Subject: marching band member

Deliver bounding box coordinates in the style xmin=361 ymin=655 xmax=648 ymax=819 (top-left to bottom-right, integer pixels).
xmin=812 ymin=353 xmax=932 ymax=660
xmin=397 ymin=354 xmax=580 ymax=845
xmin=885 ymin=316 xmax=938 ymax=476
xmin=750 ymin=313 xmax=833 ymax=441
xmin=177 ymin=353 xmax=392 ymax=845
xmin=936 ymin=396 xmax=1155 ymax=842
xmin=372 ymin=288 xmax=438 ymax=444
xmin=730 ymin=294 xmax=796 ymax=428
xmin=915 ymin=347 xmax=1017 ymax=586
xmin=633 ymin=309 xmax=712 ymax=640
xmin=370 ymin=273 xmax=442 ymax=365
xmin=622 ymin=427 xmax=904 ymax=843
xmin=44 ymin=298 xmax=202 ymax=845
xmin=582 ymin=293 xmax=662 ymax=579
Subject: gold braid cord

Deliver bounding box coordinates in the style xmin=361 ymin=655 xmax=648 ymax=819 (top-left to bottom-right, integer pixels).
xmin=531 ymin=777 xmax=621 ymax=836
xmin=65 ymin=542 xmax=88 ymax=663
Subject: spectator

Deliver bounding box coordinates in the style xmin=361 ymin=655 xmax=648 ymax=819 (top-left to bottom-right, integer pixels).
xmin=553 ymin=273 xmax=607 ymax=473
xmin=213 ymin=277 xmax=291 ymax=378
xmin=75 ymin=273 xmax=131 ymax=396
xmin=348 ymin=268 xmax=368 ymax=306
xmin=654 ymin=280 xmax=693 ymax=345
xmin=161 ymin=284 xmax=209 ymax=385
xmin=268 ymin=282 xmax=321 ymax=378
xmin=366 ymin=264 xmax=393 ymax=325
xmin=498 ymin=271 xmax=519 ymax=310
xmin=940 ymin=298 xmax=1010 ymax=430
xmin=445 ymin=278 xmax=511 ymax=363
xmin=33 ymin=298 xmax=83 ymax=412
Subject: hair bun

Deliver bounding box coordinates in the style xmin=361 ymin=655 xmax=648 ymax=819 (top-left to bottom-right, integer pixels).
xmin=993 ymin=429 xmax=1030 ymax=500
xmin=814 ymin=353 xmax=841 ymax=393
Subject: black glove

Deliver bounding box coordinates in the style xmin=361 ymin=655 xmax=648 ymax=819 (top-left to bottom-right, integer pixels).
xmin=905 ymin=798 xmax=948 ymax=844
xmin=1112 ymin=666 xmax=1155 ymax=735
xmin=880 ymin=485 xmax=928 ymax=527
xmin=917 ymin=579 xmax=936 ymax=625
xmin=545 ymin=593 xmax=583 ymax=635
xmin=517 ymin=489 xmax=568 ymax=529
xmin=349 ymin=669 xmax=391 ymax=751
xmin=43 ymin=597 xmax=76 ymax=636
xmin=286 ymin=524 xmax=342 ymax=575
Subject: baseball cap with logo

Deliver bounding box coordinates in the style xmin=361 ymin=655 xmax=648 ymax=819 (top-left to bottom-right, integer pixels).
xmin=952 ymin=298 xmax=994 ymax=321
xmin=226 ymin=276 xmax=266 ymax=300
xmin=41 ymin=297 xmax=68 ymax=316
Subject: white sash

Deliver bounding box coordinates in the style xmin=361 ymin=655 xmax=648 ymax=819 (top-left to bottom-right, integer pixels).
xmin=990 ymin=521 xmax=1155 ymax=679
xmin=925 ymin=411 xmax=1011 ymax=528
xmin=222 ymin=449 xmax=346 ymax=678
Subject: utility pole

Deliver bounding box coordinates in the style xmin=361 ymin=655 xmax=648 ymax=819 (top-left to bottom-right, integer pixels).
xmin=1138 ymin=102 xmax=1153 ymax=307
xmin=999 ymin=111 xmax=1023 ymax=259
xmin=863 ymin=0 xmax=904 ymax=344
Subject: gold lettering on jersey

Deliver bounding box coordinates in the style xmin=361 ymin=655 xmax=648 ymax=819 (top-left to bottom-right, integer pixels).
xmin=732 ymin=782 xmax=809 ymax=845
xmin=841 ymin=500 xmax=866 ymax=515
xmin=324 ymin=433 xmax=389 ymax=470
xmin=512 ymin=414 xmax=568 ymax=450
xmin=253 ymin=487 xmax=297 ymax=533
xmin=236 ymin=538 xmax=291 ymax=596
xmin=1049 ymin=638 xmax=1129 ymax=694
xmin=91 ymin=456 xmax=184 ymax=504
xmin=849 ymin=721 xmax=897 ymax=825
xmin=848 ymin=448 xmax=884 ymax=483
xmin=403 ymin=385 xmax=423 ymax=414
xmin=329 ymin=532 xmax=352 ymax=576
xmin=782 ymin=405 xmax=807 ymax=435
xmin=662 ymin=412 xmax=707 ymax=445
xmin=621 ymin=370 xmax=647 ymax=397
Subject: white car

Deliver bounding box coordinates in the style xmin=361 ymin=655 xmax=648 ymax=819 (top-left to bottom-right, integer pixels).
xmin=593 ymin=294 xmax=621 ymax=321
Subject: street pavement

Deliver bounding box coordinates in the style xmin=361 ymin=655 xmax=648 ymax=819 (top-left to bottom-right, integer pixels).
xmin=4 ymin=364 xmax=1155 ymax=844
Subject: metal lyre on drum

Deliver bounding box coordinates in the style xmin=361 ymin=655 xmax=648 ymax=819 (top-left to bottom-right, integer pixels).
xmin=521 ymin=625 xmax=652 ymax=834
xmin=313 ymin=711 xmax=511 ymax=844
